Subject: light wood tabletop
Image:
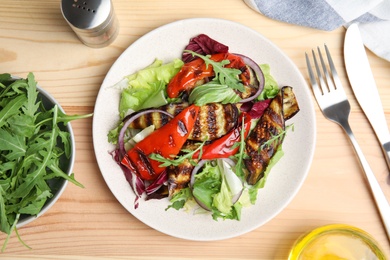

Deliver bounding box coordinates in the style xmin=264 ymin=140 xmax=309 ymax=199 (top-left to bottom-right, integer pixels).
xmin=1 ymin=0 xmax=390 ymax=259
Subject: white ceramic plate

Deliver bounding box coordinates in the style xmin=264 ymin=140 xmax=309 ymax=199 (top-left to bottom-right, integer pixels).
xmin=93 ymin=18 xmax=316 ymax=241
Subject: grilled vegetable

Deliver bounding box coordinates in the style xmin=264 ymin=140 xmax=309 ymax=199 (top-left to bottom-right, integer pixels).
xmin=282 ymin=86 xmax=300 ymax=120
xmin=127 ymin=102 xmax=189 ymax=129
xmin=127 ymin=103 xmax=239 ymax=142
xmin=244 ymin=86 xmax=299 ymax=185
xmin=244 ymin=89 xmax=285 ymax=185
xmin=167 ymin=158 xmax=195 ymax=197
xmin=166 ymin=113 xmax=250 ymax=196
xmin=189 ymin=103 xmax=238 ymax=141
xmin=121 ymin=105 xmax=199 ymax=181
xmin=192 ymin=112 xmax=252 ymax=159
xmin=166 ymin=52 xmax=252 ymax=99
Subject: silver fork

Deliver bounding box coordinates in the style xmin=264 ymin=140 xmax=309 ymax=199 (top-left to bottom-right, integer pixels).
xmin=306 ymin=45 xmax=390 ymax=241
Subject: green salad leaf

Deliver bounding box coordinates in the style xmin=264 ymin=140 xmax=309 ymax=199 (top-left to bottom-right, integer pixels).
xmin=118 ymin=59 xmax=184 ymax=117
xmin=191 ymin=160 xmax=244 ymax=220
xmin=166 ymin=187 xmax=192 ymax=211
xmin=0 ymin=73 xmax=92 ymax=251
xmin=192 ymin=162 xmax=221 ymax=211
xmin=258 ymin=64 xmax=279 ymax=100
xmin=188 ymin=80 xmax=241 ymax=106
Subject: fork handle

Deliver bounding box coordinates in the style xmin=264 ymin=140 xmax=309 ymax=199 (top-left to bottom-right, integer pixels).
xmin=341 ymin=121 xmax=390 ymax=241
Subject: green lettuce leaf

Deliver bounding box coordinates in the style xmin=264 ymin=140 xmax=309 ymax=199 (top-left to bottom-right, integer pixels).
xmin=192 ymin=163 xmax=221 ymax=210
xmin=192 ymin=160 xmax=243 ymax=220
xmin=212 ymin=175 xmax=233 ymax=214
xmin=166 ymin=187 xmax=192 ymax=211
xmin=118 ymin=59 xmax=183 ymax=117
xmin=258 ymin=64 xmax=279 ymax=100
xmin=188 ymin=80 xmax=241 ymax=106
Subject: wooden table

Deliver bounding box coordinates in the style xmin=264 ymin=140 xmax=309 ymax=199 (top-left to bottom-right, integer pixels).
xmin=1 ymin=0 xmax=390 ymax=259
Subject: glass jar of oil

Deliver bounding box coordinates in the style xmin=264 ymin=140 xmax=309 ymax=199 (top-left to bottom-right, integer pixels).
xmin=288 ymin=224 xmax=387 ymax=260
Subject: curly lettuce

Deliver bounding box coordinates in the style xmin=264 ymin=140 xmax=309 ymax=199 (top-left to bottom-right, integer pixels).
xmin=117 ymin=59 xmax=184 ymax=118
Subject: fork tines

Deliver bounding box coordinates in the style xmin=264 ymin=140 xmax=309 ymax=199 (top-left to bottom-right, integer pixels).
xmin=305 ymin=45 xmax=343 ymax=97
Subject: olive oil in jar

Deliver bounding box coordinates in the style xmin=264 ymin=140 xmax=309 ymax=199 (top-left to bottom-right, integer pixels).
xmin=288 ymin=224 xmax=386 ymax=260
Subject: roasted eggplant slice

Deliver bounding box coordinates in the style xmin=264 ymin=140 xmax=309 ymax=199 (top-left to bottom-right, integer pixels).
xmin=127 ymin=102 xmax=189 ymax=129
xmin=282 ymin=86 xmax=300 ymax=120
xmin=244 ymin=86 xmax=299 ymax=185
xmin=128 ymin=102 xmax=239 ymax=142
xmin=244 ymin=89 xmax=285 ymax=185
xmin=167 ymin=158 xmax=195 ymax=197
xmin=236 ymin=65 xmax=260 ymax=99
xmin=188 ymin=103 xmax=238 ymax=141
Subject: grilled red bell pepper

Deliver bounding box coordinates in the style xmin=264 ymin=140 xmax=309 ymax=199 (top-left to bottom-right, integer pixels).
xmin=193 ymin=112 xmax=252 ymax=160
xmin=167 ymin=52 xmax=251 ymax=98
xmin=121 ymin=105 xmax=199 ymax=181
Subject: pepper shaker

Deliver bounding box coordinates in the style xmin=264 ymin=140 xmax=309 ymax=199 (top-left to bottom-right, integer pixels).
xmin=61 ymin=0 xmax=119 ymax=48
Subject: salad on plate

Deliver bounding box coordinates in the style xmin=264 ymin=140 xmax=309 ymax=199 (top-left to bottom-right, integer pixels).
xmin=107 ymin=34 xmax=300 ymax=221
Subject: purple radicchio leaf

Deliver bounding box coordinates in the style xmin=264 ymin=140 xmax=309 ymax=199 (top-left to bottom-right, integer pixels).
xmin=182 ymin=34 xmax=229 ymax=63
xmin=110 ymin=149 xmax=145 ymax=209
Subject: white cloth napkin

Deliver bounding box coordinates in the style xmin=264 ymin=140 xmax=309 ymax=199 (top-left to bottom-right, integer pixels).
xmin=244 ymin=0 xmax=390 ymax=62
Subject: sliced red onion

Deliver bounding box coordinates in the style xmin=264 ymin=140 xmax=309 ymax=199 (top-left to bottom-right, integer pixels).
xmin=118 ymin=109 xmax=174 ymax=159
xmin=233 ymin=53 xmax=265 ymax=103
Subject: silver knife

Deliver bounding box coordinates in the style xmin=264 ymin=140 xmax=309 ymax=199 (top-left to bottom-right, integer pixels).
xmin=344 ymin=23 xmax=390 ymax=176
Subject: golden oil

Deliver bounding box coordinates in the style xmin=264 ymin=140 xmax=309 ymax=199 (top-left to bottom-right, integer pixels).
xmin=288 ymin=224 xmax=386 ymax=260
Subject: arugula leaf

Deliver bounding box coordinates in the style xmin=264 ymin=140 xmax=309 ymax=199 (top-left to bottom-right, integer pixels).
xmin=57 ymin=108 xmax=93 ymax=125
xmin=23 ymin=73 xmax=39 ymax=118
xmin=0 ymin=95 xmax=27 ymax=128
xmin=0 ymin=128 xmax=27 ymax=161
xmin=259 ymin=124 xmax=294 ymax=151
xmin=149 ymin=141 xmax=205 ymax=167
xmin=7 ymin=113 xmax=35 ymax=138
xmin=0 ymin=73 xmax=92 ymax=251
xmin=0 ymin=186 xmax=10 ymax=235
xmin=184 ymin=50 xmax=245 ymax=92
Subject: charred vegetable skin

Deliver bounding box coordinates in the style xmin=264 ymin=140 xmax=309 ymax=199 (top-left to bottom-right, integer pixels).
xmin=167 ymin=158 xmax=196 ymax=197
xmin=244 ymin=86 xmax=299 ymax=185
xmin=282 ymin=86 xmax=300 ymax=120
xmin=167 ymin=52 xmax=255 ymax=99
xmin=194 ymin=112 xmax=252 ymax=159
xmin=190 ymin=102 xmax=239 ymax=141
xmin=126 ymin=102 xmax=189 ymax=129
xmin=121 ymin=105 xmax=199 ymax=181
xmin=127 ymin=102 xmax=239 ymax=142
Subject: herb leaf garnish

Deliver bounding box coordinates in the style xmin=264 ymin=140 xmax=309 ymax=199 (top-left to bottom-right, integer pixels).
xmin=149 ymin=141 xmax=206 ymax=167
xmin=259 ymin=124 xmax=294 ymax=151
xmin=184 ymin=50 xmax=245 ymax=92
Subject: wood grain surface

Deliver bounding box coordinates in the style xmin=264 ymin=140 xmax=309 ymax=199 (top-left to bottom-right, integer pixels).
xmin=1 ymin=0 xmax=390 ymax=259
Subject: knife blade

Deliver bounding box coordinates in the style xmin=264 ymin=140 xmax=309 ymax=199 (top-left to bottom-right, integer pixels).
xmin=344 ymin=23 xmax=390 ymax=174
